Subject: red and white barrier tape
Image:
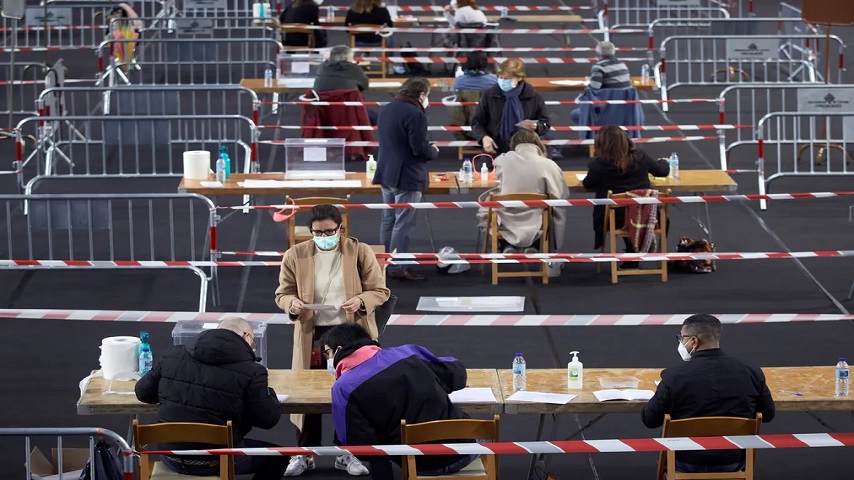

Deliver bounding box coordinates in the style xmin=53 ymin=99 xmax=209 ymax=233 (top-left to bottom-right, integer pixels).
xmin=261 ymin=98 xmax=720 ymax=107
xmin=329 ymin=5 xmax=594 ymax=11
xmin=0 ymin=309 xmax=292 ymax=323
xmin=351 ymin=56 xmax=650 ymax=64
xmin=1 ymin=251 xmax=852 ymax=268
xmin=350 ymin=47 xmax=647 ymax=53
xmin=279 ymin=25 xmax=644 ymax=34
xmin=146 ymin=432 xmax=854 ymax=457
xmin=260 ymin=124 xmax=745 ymax=132
xmin=261 ymin=136 xmax=719 ymax=147
xmin=213 ymin=192 xmax=854 ymax=211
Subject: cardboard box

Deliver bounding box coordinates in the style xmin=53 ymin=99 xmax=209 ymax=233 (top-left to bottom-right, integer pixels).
xmin=29 ymin=447 xmax=89 ymax=480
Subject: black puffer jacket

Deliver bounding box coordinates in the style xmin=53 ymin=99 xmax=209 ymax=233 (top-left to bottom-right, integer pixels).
xmin=135 ymin=329 xmax=281 ymax=445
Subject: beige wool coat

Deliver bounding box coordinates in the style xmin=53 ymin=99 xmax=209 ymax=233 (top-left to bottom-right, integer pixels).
xmin=274 ymin=236 xmax=390 ymax=430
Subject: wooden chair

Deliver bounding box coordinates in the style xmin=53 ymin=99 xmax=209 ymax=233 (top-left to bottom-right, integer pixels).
xmin=401 ymin=415 xmax=499 ymax=480
xmin=656 ymin=413 xmax=762 ymax=480
xmin=482 ymin=192 xmax=551 ymax=285
xmin=133 ymin=419 xmax=234 ymax=480
xmin=601 ymin=189 xmax=669 ymax=284
xmin=370 ymin=244 xmax=388 ymax=282
xmin=285 ymin=195 xmax=351 ymax=248
xmin=348 ymin=24 xmax=387 ymax=78
xmin=280 ymin=24 xmax=316 ymax=50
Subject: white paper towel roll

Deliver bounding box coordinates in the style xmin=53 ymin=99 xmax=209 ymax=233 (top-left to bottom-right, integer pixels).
xmin=99 ymin=336 xmax=141 ymax=381
xmin=183 ymin=151 xmax=211 ymax=179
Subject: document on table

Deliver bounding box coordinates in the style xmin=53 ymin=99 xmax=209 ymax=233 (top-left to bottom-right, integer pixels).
xmin=302 ymin=304 xmax=338 ymax=312
xmin=550 ymin=79 xmax=589 ymax=87
xmin=277 ymin=394 xmax=290 ymax=403
xmin=239 ymin=179 xmax=363 ymax=189
xmin=655 ymin=381 xmax=660 ymax=387
xmin=593 ymin=389 xmax=655 ymax=402
xmin=575 ymin=173 xmax=587 ymax=181
xmin=448 ymin=387 xmax=499 ymax=404
xmin=506 ymin=391 xmax=577 ymax=405
xmin=277 ymin=78 xmax=315 ymax=88
xmin=370 ymin=81 xmax=404 ymax=88
xmin=199 ymin=181 xmax=223 ymax=188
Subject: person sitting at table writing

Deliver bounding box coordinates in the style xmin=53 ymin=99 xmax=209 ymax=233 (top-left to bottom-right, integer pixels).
xmin=134 ymin=317 xmax=288 ymax=480
xmin=642 ymin=314 xmax=776 ymax=474
xmin=321 ymin=323 xmax=479 ymax=480
xmin=274 ymin=204 xmax=390 ymax=477
xmin=280 ymin=0 xmax=327 ymax=49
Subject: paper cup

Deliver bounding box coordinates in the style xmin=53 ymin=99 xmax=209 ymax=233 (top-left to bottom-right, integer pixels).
xmin=183 ymin=151 xmax=211 ymax=179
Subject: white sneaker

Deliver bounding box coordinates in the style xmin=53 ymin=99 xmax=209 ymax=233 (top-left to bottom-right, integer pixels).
xmin=335 ymin=454 xmax=370 ymax=476
xmin=285 ymin=455 xmax=315 ymax=476
xmin=547 ymin=261 xmax=563 ymax=278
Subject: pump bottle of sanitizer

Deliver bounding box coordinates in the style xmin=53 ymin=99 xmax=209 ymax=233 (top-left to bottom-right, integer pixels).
xmin=567 ymin=351 xmax=583 ymax=389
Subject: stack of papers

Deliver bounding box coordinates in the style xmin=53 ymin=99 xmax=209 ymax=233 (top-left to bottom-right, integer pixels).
xmin=593 ymin=389 xmax=655 ymax=402
xmin=448 ymin=387 xmax=498 ymax=404
xmin=239 ymin=179 xmax=363 ymax=189
xmin=550 ymin=79 xmax=588 ymax=87
xmin=277 ymin=78 xmax=315 ymax=88
xmin=370 ymin=81 xmax=404 ymax=88
xmin=506 ymin=391 xmax=577 ymax=404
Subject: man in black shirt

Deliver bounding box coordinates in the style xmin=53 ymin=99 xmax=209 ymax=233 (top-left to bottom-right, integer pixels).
xmin=642 ymin=314 xmax=775 ymax=473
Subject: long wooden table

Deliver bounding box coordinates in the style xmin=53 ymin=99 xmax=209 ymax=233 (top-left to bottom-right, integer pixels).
xmin=240 ymin=77 xmax=654 ymax=94
xmin=178 ymin=170 xmax=737 ymax=197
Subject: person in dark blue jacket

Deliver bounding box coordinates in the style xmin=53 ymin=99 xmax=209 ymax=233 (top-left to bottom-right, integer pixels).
xmin=373 ymin=77 xmax=438 ymax=282
xmin=321 ymin=323 xmax=478 ymax=480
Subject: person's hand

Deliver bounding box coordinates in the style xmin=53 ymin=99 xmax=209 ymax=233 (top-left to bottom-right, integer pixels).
xmin=341 ymin=296 xmax=363 ymax=314
xmin=519 ymin=120 xmax=538 ymax=130
xmin=289 ymin=299 xmax=307 ymax=317
xmin=431 ymin=143 xmax=440 ymax=153
xmin=482 ymin=136 xmax=497 ymax=154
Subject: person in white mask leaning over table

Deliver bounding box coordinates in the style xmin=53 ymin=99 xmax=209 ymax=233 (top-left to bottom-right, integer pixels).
xmin=275 ymin=204 xmax=390 ymax=477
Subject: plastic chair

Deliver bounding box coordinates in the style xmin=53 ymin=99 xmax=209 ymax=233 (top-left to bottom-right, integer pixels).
xmin=348 ymin=24 xmax=388 ymax=78
xmin=482 ymin=192 xmax=551 ymax=285
xmin=133 ymin=419 xmax=233 ymax=480
xmin=601 ymin=189 xmax=669 ymax=284
xmin=400 ymin=415 xmax=499 ymax=480
xmin=656 ymin=413 xmax=762 ymax=480
xmin=285 ymin=195 xmax=351 ymax=248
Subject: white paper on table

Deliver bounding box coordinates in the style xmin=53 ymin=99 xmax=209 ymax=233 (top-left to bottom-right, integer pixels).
xmin=432 ymin=16 xmax=447 ymax=21
xmin=199 ymin=181 xmax=223 ymax=188
xmin=448 ymin=387 xmax=498 ymax=404
xmin=304 ymin=147 xmax=327 ymax=162
xmin=302 ymin=304 xmax=338 ymax=311
xmin=277 ymin=394 xmax=290 ymax=403
xmin=370 ymin=81 xmax=403 ymax=88
xmin=239 ymin=179 xmax=363 ymax=189
xmin=506 ymin=391 xmax=577 ymax=405
xmin=388 ymin=6 xmax=399 ymax=19
xmin=575 ymin=173 xmax=587 ymax=181
xmin=593 ymin=389 xmax=655 ymax=402
xmin=202 ymin=322 xmax=219 ymax=330
xmin=278 ymin=78 xmax=315 ymax=88
xmin=655 ymin=380 xmax=661 ymax=387
xmin=292 ymin=62 xmax=310 ymax=74
xmin=550 ymin=79 xmax=588 ymax=87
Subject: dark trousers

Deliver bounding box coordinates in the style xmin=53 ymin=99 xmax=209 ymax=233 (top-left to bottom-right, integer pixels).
xmin=368 ymin=454 xmax=479 ymax=480
xmin=162 ymin=438 xmax=289 ymax=480
xmin=298 ymin=325 xmax=340 ymax=447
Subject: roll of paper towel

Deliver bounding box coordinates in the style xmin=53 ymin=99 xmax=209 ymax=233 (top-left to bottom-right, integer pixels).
xmin=183 ymin=151 xmax=211 ymax=180
xmin=99 ymin=336 xmax=141 ymax=381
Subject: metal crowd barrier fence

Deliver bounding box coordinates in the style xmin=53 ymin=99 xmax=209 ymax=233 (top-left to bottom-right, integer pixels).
xmin=598 ymin=1 xmax=729 ymax=31
xmin=716 ymin=84 xmax=854 ymax=171
xmin=0 ymin=61 xmax=45 ymax=128
xmin=656 ymin=34 xmax=843 ymax=111
xmin=756 ymin=112 xmax=853 ymax=210
xmin=14 ymin=114 xmax=256 ymax=190
xmin=97 ymin=37 xmax=281 ymax=86
xmin=0 ymin=427 xmax=134 ymax=480
xmin=778 ymin=2 xmax=824 ymax=62
xmin=0 ymin=193 xmax=217 ymax=311
xmin=109 ymin=15 xmax=278 ymax=40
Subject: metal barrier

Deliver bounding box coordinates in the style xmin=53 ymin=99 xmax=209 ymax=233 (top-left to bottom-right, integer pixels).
xmin=0 ymin=61 xmax=45 ymax=129
xmin=109 ymin=15 xmax=278 ymax=40
xmin=717 ymin=84 xmax=854 ymax=171
xmin=598 ymin=0 xmax=730 ymax=31
xmin=0 ymin=193 xmax=216 ymax=310
xmin=778 ymin=2 xmax=824 ymax=62
xmin=0 ymin=427 xmax=134 ymax=480
xmin=97 ymin=37 xmax=281 ymax=86
xmin=756 ymin=112 xmax=853 ymax=210
xmin=15 ymin=114 xmax=256 ymax=188
xmin=656 ymin=34 xmax=843 ymax=111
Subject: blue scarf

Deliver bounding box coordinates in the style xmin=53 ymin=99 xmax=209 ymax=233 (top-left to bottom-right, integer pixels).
xmin=499 ymin=82 xmax=525 ymax=143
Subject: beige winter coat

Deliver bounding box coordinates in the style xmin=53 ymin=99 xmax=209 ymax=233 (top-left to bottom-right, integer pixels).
xmin=274 ymin=236 xmax=390 ymax=430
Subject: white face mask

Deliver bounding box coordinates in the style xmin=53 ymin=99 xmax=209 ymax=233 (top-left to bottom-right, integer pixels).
xmin=421 ymin=96 xmax=429 ymax=109
xmin=327 ymin=357 xmax=336 ymax=377
xmin=677 ymin=341 xmax=692 ymax=362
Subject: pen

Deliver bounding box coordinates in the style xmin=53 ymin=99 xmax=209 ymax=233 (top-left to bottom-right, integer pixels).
xmin=779 ymin=389 xmax=803 ymax=397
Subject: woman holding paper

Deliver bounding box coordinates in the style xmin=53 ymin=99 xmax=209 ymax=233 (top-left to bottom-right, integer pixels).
xmin=274 ymin=204 xmax=390 ymax=477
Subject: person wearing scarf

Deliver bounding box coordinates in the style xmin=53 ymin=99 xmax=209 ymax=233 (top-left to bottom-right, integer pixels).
xmin=471 ymin=59 xmax=551 ymax=155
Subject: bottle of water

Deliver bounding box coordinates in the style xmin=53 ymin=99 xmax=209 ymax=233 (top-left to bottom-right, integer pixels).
xmin=264 ymin=67 xmax=273 ymax=87
xmin=836 ymin=358 xmax=849 ymax=396
xmin=326 ymin=6 xmax=334 ymax=22
xmin=455 ymin=65 xmax=464 ymax=78
xmin=640 ymin=64 xmax=650 ymax=85
xmin=668 ymin=152 xmax=680 ymax=179
xmin=512 ymin=353 xmax=527 ymax=391
xmin=215 ymin=152 xmax=226 ymax=183
xmin=219 ymin=145 xmax=231 ymax=179
xmin=462 ymin=157 xmax=473 ymax=184
xmin=139 ymin=331 xmax=153 ymax=376
xmin=500 ymin=6 xmax=509 ymax=18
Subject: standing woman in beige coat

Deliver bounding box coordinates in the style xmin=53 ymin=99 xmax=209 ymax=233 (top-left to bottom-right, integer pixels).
xmin=274 ymin=204 xmax=390 ymax=477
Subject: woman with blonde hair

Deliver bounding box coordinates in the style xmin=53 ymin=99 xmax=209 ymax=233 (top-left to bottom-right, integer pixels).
xmin=471 ymin=59 xmax=551 ymax=155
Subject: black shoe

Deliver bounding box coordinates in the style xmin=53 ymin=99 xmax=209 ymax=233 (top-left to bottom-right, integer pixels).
xmin=389 ymin=269 xmax=426 ymax=281
xmin=618 ymin=261 xmax=639 ymax=270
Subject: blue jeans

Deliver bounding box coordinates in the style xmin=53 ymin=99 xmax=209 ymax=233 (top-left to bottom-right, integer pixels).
xmin=380 ymin=186 xmax=421 ymax=273
xmin=161 ymin=438 xmax=288 ymax=480
xmin=368 ymin=454 xmax=480 ymax=480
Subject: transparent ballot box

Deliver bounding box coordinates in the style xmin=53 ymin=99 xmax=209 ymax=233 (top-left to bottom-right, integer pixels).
xmin=277 ymin=52 xmax=324 ymax=86
xmin=284 ymin=138 xmax=346 ymax=179
xmin=172 ymin=320 xmax=269 ymax=367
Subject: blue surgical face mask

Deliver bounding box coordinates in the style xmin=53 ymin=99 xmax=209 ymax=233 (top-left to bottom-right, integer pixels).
xmin=312 ymin=232 xmax=340 ymax=250
xmin=327 ymin=358 xmax=336 ymax=377
xmin=498 ymin=78 xmax=516 ymax=92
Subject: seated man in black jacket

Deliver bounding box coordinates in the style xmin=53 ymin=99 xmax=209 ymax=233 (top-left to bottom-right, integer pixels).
xmin=642 ymin=314 xmax=775 ymax=474
xmin=135 ymin=317 xmax=288 ymax=480
xmin=321 ymin=323 xmax=479 ymax=480
xmin=314 ymin=45 xmax=369 ymax=93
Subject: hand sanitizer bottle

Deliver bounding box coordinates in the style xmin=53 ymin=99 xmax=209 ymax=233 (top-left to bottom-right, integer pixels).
xmin=219 ymin=146 xmax=232 ymax=179
xmin=366 ymin=154 xmax=377 ymax=182
xmin=480 ymin=162 xmax=489 ymax=183
xmin=567 ymin=351 xmax=583 ymax=389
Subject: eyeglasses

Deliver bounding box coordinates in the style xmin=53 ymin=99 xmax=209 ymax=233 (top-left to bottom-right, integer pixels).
xmin=310 ymin=226 xmax=340 ymax=237
xmin=322 ymin=347 xmax=334 ymax=359
xmin=675 ymin=333 xmax=695 ymax=342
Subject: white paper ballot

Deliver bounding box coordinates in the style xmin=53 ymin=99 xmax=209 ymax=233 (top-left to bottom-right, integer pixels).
xmin=277 ymin=394 xmax=290 ymax=403
xmin=304 ymin=147 xmax=327 ymax=162
xmin=575 ymin=173 xmax=587 ymax=181
xmin=239 ymin=179 xmax=363 ymax=188
xmin=292 ymin=62 xmax=310 ymax=74
xmin=550 ymin=79 xmax=588 ymax=87
xmin=448 ymin=387 xmax=498 ymax=404
xmin=593 ymin=389 xmax=655 ymax=402
xmin=278 ymin=78 xmax=315 ymax=88
xmin=655 ymin=381 xmax=661 ymax=387
xmin=303 ymin=304 xmax=338 ymax=311
xmin=202 ymin=322 xmax=219 ymax=330
xmin=506 ymin=391 xmax=577 ymax=405
xmin=199 ymin=181 xmax=224 ymax=188
xmin=370 ymin=81 xmax=404 ymax=88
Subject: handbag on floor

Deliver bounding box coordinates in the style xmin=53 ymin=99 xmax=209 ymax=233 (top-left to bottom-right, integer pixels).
xmin=672 ymin=236 xmax=715 ymax=273
xmin=79 ymin=440 xmax=123 ymax=480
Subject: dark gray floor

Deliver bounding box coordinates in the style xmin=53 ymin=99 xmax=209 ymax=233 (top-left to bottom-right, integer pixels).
xmin=2 ymin=0 xmax=854 ymax=478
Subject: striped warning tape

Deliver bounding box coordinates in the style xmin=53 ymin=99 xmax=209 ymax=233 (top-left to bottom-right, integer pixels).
xmin=278 ymin=24 xmax=645 ymax=34
xmin=261 ymin=98 xmax=721 ymax=107
xmin=213 ymin=192 xmax=854 ymax=211
xmin=1 ymin=251 xmax=852 ymax=267
xmin=328 ymin=5 xmax=595 ymax=11
xmin=0 ymin=309 xmax=292 ymax=323
xmin=145 ymin=432 xmax=854 ymax=457
xmin=351 ymin=56 xmax=650 ymax=64
xmin=349 ymin=47 xmax=648 ymax=53
xmin=260 ymin=136 xmax=719 ymax=147
xmin=259 ymin=125 xmax=746 ymax=132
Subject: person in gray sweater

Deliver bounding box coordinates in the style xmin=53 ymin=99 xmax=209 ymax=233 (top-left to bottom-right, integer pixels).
xmin=313 ymin=45 xmax=370 ymax=93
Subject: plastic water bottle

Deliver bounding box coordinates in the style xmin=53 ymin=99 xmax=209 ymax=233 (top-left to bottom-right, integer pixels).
xmin=836 ymin=358 xmax=849 ymax=396
xmin=640 ymin=64 xmax=650 ymax=85
xmin=219 ymin=146 xmax=231 ymax=179
xmin=215 ymin=152 xmax=226 ymax=183
xmin=138 ymin=331 xmax=153 ymax=376
xmin=669 ymin=152 xmax=680 ymax=179
xmin=462 ymin=157 xmax=473 ymax=184
xmin=500 ymin=6 xmax=509 ymax=18
xmin=455 ymin=65 xmax=464 ymax=78
xmin=512 ymin=353 xmax=527 ymax=391
xmin=264 ymin=67 xmax=273 ymax=87
xmin=326 ymin=6 xmax=334 ymax=22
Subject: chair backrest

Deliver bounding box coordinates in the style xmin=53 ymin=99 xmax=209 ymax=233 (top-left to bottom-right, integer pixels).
xmin=133 ymin=419 xmax=234 ymax=480
xmin=285 ymin=195 xmax=351 ymax=248
xmin=604 ymin=188 xmax=669 ymax=233
xmin=401 ymin=415 xmax=499 ymax=480
xmin=347 ymin=24 xmax=387 ymax=48
xmin=280 ymin=23 xmax=316 ymax=49
xmin=455 ymin=22 xmax=497 ymax=49
xmin=657 ymin=413 xmax=762 ymax=480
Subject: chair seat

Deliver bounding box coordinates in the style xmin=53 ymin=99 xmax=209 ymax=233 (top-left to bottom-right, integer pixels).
xmin=432 ymin=458 xmax=486 ymax=478
xmin=294 ymin=225 xmax=310 ymax=241
xmin=151 ymin=461 xmax=220 ymax=480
